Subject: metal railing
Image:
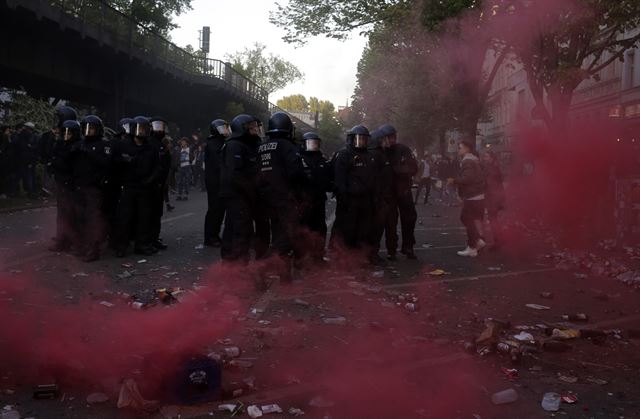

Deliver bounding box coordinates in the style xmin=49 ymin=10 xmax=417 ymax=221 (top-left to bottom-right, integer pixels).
xmin=21 ymin=0 xmax=269 ymax=104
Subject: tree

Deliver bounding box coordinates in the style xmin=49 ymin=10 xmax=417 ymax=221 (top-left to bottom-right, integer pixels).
xmin=226 ymin=43 xmax=304 ymax=95
xmin=276 ymin=95 xmax=310 ymax=112
xmin=108 ymin=0 xmax=193 ymax=35
xmin=224 ymin=102 xmax=245 ymax=121
xmin=0 ymin=89 xmax=55 ymax=132
xmin=501 ymin=0 xmax=640 ymax=136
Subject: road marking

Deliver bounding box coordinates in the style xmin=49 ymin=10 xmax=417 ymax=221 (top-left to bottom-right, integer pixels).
xmin=162 ymin=212 xmax=195 ymax=223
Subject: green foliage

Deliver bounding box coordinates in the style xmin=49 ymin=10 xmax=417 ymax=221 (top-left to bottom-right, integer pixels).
xmin=224 ymin=102 xmax=245 ymax=121
xmin=108 ymin=0 xmax=193 ymax=35
xmin=226 ymin=43 xmax=304 ymax=95
xmin=277 ymin=95 xmax=310 ymax=112
xmin=0 ymin=89 xmax=55 ymax=132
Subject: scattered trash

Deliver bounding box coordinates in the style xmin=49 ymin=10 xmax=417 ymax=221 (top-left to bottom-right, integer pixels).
xmin=121 ymin=263 xmax=134 ymax=268
xmin=558 ymin=374 xmax=578 ymax=384
xmin=86 ymin=392 xmax=109 ymax=405
xmin=33 ymin=383 xmax=59 ymax=399
xmin=562 ymin=313 xmax=589 ymax=322
xmin=488 ymin=267 xmax=502 ymax=271
xmin=117 ymin=379 xmax=158 ymax=411
xmin=513 ymin=332 xmax=534 ymax=342
xmin=525 ymin=304 xmax=551 ymax=310
xmin=228 ymin=360 xmax=253 ymax=369
xmin=561 ymin=393 xmax=578 ymax=404
xmin=323 ymin=316 xmax=347 ymax=325
xmin=491 ymin=388 xmax=518 ymax=405
xmin=293 ymin=299 xmax=310 ymax=307
xmin=309 ymin=396 xmax=335 ymax=408
xmin=72 ymin=272 xmax=89 ymax=278
xmin=404 ymin=302 xmax=419 ymax=312
xmin=428 ymin=269 xmax=448 ymax=276
xmin=137 ymin=259 xmax=148 ymax=264
xmin=1 ymin=406 xmax=20 ymax=419
xmin=261 ymin=404 xmax=283 ymax=414
xmin=195 ymin=244 xmax=205 ymax=250
xmin=421 ymin=244 xmax=433 ymax=248
xmin=476 ymin=319 xmax=510 ymax=345
xmin=539 ymin=292 xmax=554 ymax=299
xmin=223 ymin=347 xmax=241 ymax=358
xmin=586 ymin=377 xmax=608 ymax=385
xmin=258 ymin=320 xmax=271 ymax=326
xmin=541 ymin=392 xmax=561 ymax=412
xmin=551 ymin=328 xmax=581 ymax=340
xmin=500 ymin=367 xmax=518 ymax=380
xmin=288 ymin=407 xmax=305 ymax=416
xmin=99 ymin=301 xmax=115 ymax=308
xmin=247 ymin=405 xmax=263 ymax=418
xmin=117 ymin=270 xmax=135 ymax=279
xmin=218 ymin=404 xmax=238 ymax=412
xmin=372 ymin=270 xmax=385 ymax=278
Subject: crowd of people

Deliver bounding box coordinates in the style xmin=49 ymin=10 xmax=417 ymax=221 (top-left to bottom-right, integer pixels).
xmin=2 ymin=105 xmax=505 ymax=270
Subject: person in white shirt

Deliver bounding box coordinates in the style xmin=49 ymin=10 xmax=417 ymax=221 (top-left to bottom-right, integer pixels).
xmin=415 ymin=154 xmax=432 ymax=205
xmin=176 ymin=138 xmax=192 ymax=201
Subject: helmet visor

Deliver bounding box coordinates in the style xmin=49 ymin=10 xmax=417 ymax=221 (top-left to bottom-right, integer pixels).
xmin=151 ymin=120 xmax=167 ymax=133
xmin=122 ymin=122 xmax=131 ymax=135
xmin=64 ymin=128 xmax=76 ymax=141
xmin=248 ymin=121 xmax=264 ymax=138
xmin=354 ymin=134 xmax=369 ymax=149
xmin=216 ymin=124 xmax=231 ymax=137
xmin=84 ymin=123 xmax=99 ymax=137
xmin=135 ymin=123 xmax=150 ymax=138
xmin=305 ymin=139 xmax=320 ymax=151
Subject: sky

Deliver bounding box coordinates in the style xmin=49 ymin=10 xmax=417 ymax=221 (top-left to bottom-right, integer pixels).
xmin=170 ymin=0 xmax=367 ymax=109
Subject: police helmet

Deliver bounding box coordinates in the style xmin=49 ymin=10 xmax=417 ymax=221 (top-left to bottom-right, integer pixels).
xmin=267 ymin=112 xmax=294 ymax=139
xmin=379 ymin=124 xmax=397 ymax=137
xmin=347 ymin=125 xmax=370 ymax=149
xmin=150 ymin=116 xmax=168 ymax=137
xmin=118 ymin=118 xmax=133 ymax=135
xmin=55 ymin=106 xmax=78 ymax=129
xmin=210 ymin=119 xmax=230 ymax=138
xmin=62 ymin=120 xmax=81 ymax=141
xmin=229 ymin=114 xmax=260 ymax=139
xmin=132 ymin=116 xmax=151 ymax=138
xmin=81 ymin=115 xmax=104 ymax=138
xmin=303 ymin=131 xmax=321 ymax=151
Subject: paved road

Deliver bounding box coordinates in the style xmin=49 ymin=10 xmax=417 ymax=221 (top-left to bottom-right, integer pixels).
xmin=0 ymin=190 xmax=639 ymax=419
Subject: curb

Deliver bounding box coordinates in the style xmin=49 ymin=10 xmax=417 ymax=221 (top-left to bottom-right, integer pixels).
xmin=0 ymin=202 xmax=55 ymax=214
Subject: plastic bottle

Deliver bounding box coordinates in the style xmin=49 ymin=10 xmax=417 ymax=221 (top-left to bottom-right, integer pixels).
xmin=562 ymin=313 xmax=589 ymax=321
xmin=541 ymin=392 xmax=561 ymax=411
xmin=491 ymin=388 xmax=518 ymax=405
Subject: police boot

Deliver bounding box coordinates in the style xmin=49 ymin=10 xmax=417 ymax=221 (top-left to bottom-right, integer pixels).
xmin=153 ymin=239 xmax=168 ymax=250
xmin=401 ymin=248 xmax=417 ymax=260
xmin=49 ymin=239 xmax=71 ymax=253
xmin=82 ymin=245 xmax=100 ymax=263
xmin=134 ymin=245 xmax=158 ymax=256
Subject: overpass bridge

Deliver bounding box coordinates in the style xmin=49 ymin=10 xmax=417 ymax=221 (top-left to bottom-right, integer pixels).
xmin=0 ymin=0 xmax=314 ymax=135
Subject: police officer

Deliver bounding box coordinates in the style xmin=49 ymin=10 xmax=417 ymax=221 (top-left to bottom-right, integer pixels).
xmin=380 ymin=124 xmax=418 ymax=259
xmin=41 ymin=106 xmax=78 ymax=186
xmin=49 ymin=119 xmax=81 ymax=252
xmin=220 ymin=114 xmax=263 ymax=263
xmin=204 ymin=119 xmax=230 ymax=247
xmin=149 ymin=116 xmax=171 ymax=250
xmin=104 ymin=117 xmax=133 ymax=244
xmin=368 ymin=129 xmax=394 ymax=263
xmin=333 ymin=125 xmax=377 ymax=255
xmin=71 ymin=115 xmax=112 ymax=262
xmin=112 ymin=116 xmax=159 ymax=257
xmin=258 ymin=112 xmax=305 ymax=276
xmin=300 ymin=132 xmax=332 ymax=262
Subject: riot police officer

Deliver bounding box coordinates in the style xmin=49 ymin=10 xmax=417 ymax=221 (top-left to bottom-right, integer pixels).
xmin=380 ymin=124 xmax=418 ymax=259
xmin=220 ymin=114 xmax=263 ymax=263
xmin=258 ymin=112 xmax=305 ymax=271
xmin=333 ymin=125 xmax=377 ymax=255
xmin=112 ymin=116 xmax=159 ymax=257
xmin=49 ymin=119 xmax=81 ymax=252
xmin=204 ymin=119 xmax=230 ymax=247
xmin=368 ymin=129 xmax=394 ymax=263
xmin=300 ymin=132 xmax=332 ymax=262
xmin=71 ymin=115 xmax=112 ymax=262
xmin=104 ymin=117 xmax=133 ymax=243
xmin=149 ymin=116 xmax=171 ymax=250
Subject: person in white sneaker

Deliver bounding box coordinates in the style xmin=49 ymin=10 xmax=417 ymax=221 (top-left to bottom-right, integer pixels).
xmin=447 ymin=140 xmax=486 ymax=257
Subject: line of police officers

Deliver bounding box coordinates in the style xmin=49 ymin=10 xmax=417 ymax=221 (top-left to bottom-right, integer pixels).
xmin=49 ymin=106 xmax=419 ymax=268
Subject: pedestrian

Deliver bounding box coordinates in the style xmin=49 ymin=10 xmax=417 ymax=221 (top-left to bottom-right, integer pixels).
xmin=204 ymin=119 xmax=230 ymax=247
xmin=162 ymin=137 xmax=175 ymax=213
xmin=448 ymin=140 xmax=487 ymax=257
xmin=112 ymin=116 xmax=159 ymax=257
xmin=415 ymin=153 xmax=432 ymax=205
xmin=193 ymin=143 xmax=206 ymax=192
xmin=176 ymin=137 xmax=192 ymax=201
xmin=49 ymin=119 xmax=81 ymax=252
xmin=149 ymin=116 xmax=171 ymax=250
xmin=220 ymin=114 xmax=263 ymax=263
xmin=333 ymin=125 xmax=377 ymax=261
xmin=367 ymin=129 xmax=394 ymax=263
xmin=482 ymin=150 xmax=505 ymax=249
xmin=71 ymin=115 xmax=112 ymax=262
xmin=15 ymin=122 xmax=39 ymax=199
xmin=380 ymin=124 xmax=418 ymax=259
xmin=299 ymin=131 xmax=333 ymax=263
xmin=258 ymin=112 xmax=306 ymax=279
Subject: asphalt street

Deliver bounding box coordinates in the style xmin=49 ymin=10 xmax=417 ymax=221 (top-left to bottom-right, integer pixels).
xmin=0 ymin=189 xmax=639 ymax=419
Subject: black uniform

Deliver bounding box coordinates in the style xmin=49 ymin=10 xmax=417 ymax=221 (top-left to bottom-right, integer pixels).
xmin=204 ymin=134 xmax=226 ymax=245
xmin=50 ymin=135 xmax=79 ymax=249
xmin=368 ymin=141 xmax=394 ymax=259
xmin=71 ymin=136 xmax=112 ymax=258
xmin=220 ymin=134 xmax=261 ymax=262
xmin=258 ymin=136 xmax=305 ymax=257
xmin=385 ymin=143 xmax=418 ymax=255
xmin=333 ymin=145 xmax=377 ymax=248
xmin=112 ymin=138 xmax=159 ymax=255
xmin=150 ymin=136 xmax=172 ymax=245
xmin=300 ymin=150 xmax=332 ymax=258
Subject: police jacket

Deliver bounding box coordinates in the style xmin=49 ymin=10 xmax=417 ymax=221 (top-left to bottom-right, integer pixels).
xmin=333 ymin=145 xmax=377 ymax=197
xmin=50 ymin=137 xmax=78 ymax=185
xmin=112 ymin=138 xmax=159 ymax=189
xmin=258 ymin=136 xmax=305 ymax=199
xmin=204 ymin=134 xmax=226 ymax=186
xmin=386 ymin=143 xmax=418 ymax=195
xmin=71 ymin=136 xmax=112 ymax=188
xmin=150 ymin=136 xmax=172 ymax=187
xmin=302 ymin=150 xmax=332 ymax=202
xmin=369 ymin=146 xmax=394 ymax=204
xmin=220 ymin=135 xmax=260 ymax=200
